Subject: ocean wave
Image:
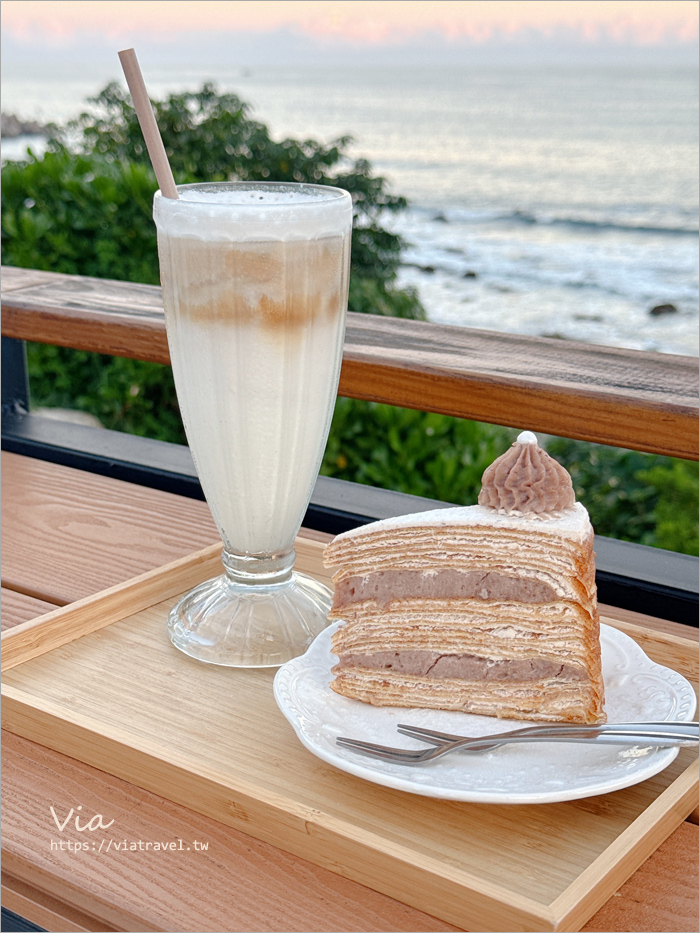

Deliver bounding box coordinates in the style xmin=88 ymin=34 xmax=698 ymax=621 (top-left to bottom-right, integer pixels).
xmin=419 ymin=206 xmax=698 ymax=237
xmin=396 ymin=213 xmax=699 ymax=320
xmin=520 ymin=213 xmax=698 ymax=237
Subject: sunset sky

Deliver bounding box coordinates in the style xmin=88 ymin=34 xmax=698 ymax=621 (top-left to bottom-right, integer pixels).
xmin=4 ymin=1 xmax=698 ymax=45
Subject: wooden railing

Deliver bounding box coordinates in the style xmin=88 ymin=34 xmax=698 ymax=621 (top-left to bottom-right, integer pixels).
xmin=2 ymin=264 xmax=698 ymax=460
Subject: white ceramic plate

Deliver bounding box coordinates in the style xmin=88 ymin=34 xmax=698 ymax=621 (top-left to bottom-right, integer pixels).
xmin=273 ymin=622 xmax=696 ymax=803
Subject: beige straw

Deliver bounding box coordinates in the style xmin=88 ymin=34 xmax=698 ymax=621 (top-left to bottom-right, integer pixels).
xmin=118 ymin=48 xmax=179 ymax=199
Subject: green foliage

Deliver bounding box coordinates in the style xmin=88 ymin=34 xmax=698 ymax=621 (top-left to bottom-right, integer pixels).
xmin=1 ymin=150 xmax=160 ymax=284
xmin=322 ymin=400 xmax=515 ymax=503
xmin=1 ymin=81 xmax=424 ymax=454
xmin=3 ymin=82 xmax=425 ymax=307
xmin=26 ymin=345 xmax=184 ymax=443
xmin=636 ymin=460 xmax=699 ymax=556
xmin=46 ymin=82 xmax=425 ymax=307
xmin=348 ymin=275 xmax=422 ymax=319
xmin=546 ymin=438 xmax=698 ymax=556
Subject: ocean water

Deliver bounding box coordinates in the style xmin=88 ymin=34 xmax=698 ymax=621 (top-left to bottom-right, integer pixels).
xmin=3 ymin=64 xmax=698 ymax=355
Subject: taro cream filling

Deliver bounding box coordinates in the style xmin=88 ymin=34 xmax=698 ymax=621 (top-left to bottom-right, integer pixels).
xmin=333 ymin=569 xmax=557 ymax=608
xmin=334 ymin=651 xmax=585 ymax=682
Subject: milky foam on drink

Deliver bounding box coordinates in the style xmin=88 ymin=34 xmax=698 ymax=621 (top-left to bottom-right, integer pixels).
xmin=154 ymin=183 xmax=352 ymax=242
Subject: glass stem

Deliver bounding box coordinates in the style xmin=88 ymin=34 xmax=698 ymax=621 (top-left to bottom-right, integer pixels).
xmin=221 ymin=547 xmax=296 ymax=586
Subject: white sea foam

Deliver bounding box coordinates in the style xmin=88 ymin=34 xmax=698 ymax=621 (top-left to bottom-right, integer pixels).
xmin=391 ymin=207 xmax=698 ymax=355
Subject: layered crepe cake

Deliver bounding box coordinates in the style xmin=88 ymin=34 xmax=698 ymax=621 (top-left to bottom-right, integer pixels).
xmin=323 ymin=431 xmax=605 ymax=724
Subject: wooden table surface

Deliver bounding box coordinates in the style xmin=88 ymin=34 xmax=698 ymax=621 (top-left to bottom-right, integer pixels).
xmin=1 ymin=450 xmax=698 ymax=933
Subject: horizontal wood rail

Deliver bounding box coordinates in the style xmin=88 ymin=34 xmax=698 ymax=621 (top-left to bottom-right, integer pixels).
xmin=2 ymin=265 xmax=698 ymax=459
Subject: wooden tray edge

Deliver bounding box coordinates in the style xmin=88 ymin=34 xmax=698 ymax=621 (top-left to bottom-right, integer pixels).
xmin=1 ymin=543 xmax=223 ymax=672
xmin=1 ymin=682 xmax=554 ymax=932
xmin=550 ymin=757 xmax=699 ymax=931
xmin=1 ymin=534 xmax=330 ymax=674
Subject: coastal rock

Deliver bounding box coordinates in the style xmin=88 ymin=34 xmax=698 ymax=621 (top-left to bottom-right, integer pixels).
xmin=463 ymin=270 xmax=478 ymax=279
xmin=1 ymin=113 xmax=48 ymax=138
xmin=649 ymin=303 xmax=678 ymax=317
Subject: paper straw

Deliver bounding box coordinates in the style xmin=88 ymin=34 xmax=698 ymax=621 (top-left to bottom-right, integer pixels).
xmin=118 ymin=48 xmax=178 ymax=199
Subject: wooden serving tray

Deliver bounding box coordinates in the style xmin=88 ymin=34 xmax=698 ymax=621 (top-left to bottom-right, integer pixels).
xmin=2 ymin=537 xmax=698 ymax=933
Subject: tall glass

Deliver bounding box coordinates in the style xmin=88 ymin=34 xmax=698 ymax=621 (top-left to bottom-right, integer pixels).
xmin=154 ymin=182 xmax=352 ymax=667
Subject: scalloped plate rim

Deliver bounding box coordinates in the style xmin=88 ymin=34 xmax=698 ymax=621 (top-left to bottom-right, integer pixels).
xmin=273 ymin=622 xmax=696 ymax=803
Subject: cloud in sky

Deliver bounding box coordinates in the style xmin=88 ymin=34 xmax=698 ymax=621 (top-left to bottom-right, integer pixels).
xmin=2 ymin=0 xmax=698 ymax=67
xmin=4 ymin=0 xmax=698 ymax=43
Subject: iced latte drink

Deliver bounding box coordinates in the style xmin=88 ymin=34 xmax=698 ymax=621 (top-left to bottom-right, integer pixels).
xmin=154 ymin=183 xmax=352 ymax=666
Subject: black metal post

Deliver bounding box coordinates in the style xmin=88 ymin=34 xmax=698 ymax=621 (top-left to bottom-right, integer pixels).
xmin=1 ymin=336 xmax=30 ymax=426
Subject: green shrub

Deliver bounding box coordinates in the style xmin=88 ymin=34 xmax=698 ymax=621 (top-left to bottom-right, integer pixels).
xmin=1 ymin=85 xmax=425 ymax=440
xmin=25 ymin=346 xmax=183 ymax=443
xmin=636 ymin=460 xmax=699 ymax=556
xmin=547 ymin=438 xmax=698 ymax=556
xmin=1 ymin=150 xmax=160 ymax=283
xmin=2 ymin=84 xmax=697 ymax=556
xmin=44 ymin=81 xmax=425 ymax=315
xmin=322 ymin=400 xmax=514 ymax=503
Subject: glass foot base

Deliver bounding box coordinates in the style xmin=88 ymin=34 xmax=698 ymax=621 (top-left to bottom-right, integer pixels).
xmin=167 ymin=570 xmax=332 ymax=667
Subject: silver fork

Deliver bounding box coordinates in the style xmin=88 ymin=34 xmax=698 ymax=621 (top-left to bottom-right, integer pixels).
xmin=397 ymin=720 xmax=697 ymax=745
xmin=335 ymin=721 xmax=698 ymax=765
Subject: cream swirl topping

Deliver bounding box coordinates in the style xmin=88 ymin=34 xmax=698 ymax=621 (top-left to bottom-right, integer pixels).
xmin=478 ymin=431 xmax=576 ymax=515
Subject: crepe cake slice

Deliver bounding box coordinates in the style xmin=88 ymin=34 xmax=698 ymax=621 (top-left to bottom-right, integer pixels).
xmin=323 ymin=431 xmax=605 ymax=724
